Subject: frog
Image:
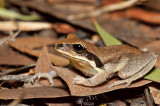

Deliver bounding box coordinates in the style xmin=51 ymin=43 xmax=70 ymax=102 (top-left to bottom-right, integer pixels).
xmin=55 ymin=34 xmax=158 ymax=87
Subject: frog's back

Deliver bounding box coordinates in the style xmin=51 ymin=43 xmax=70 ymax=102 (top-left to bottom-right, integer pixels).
xmin=99 ymin=45 xmax=144 ymax=64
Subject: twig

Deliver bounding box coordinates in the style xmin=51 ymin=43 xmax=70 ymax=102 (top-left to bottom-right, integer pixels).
xmin=67 ymin=0 xmax=141 ymax=20
xmin=144 ymin=88 xmax=155 ymax=106
xmin=0 ymin=21 xmax=52 ymax=31
xmin=8 ymin=93 xmax=25 ymax=106
xmin=0 ymin=30 xmax=20 ymax=45
xmin=0 ymin=75 xmax=33 ymax=82
xmin=0 ymin=64 xmax=35 ymax=75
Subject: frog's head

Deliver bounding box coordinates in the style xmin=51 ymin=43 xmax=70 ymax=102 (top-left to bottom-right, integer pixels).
xmin=55 ymin=34 xmax=103 ymax=68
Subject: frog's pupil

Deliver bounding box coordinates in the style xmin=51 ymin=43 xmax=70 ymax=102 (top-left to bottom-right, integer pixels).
xmin=73 ymin=44 xmax=84 ymax=53
xmin=74 ymin=44 xmax=82 ymax=51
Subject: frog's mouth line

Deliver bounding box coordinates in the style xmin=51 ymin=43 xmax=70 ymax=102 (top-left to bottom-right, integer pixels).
xmin=56 ymin=49 xmax=88 ymax=61
xmin=56 ymin=48 xmax=104 ymax=69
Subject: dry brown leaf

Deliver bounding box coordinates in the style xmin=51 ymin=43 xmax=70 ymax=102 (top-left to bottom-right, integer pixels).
xmin=52 ymin=66 xmax=151 ymax=96
xmin=112 ymin=8 xmax=160 ymax=24
xmin=10 ymin=44 xmax=69 ymax=66
xmin=149 ymin=86 xmax=160 ymax=105
xmin=9 ymin=36 xmax=70 ymax=66
xmin=34 ymin=46 xmax=64 ymax=87
xmin=0 ymin=45 xmax=35 ymax=66
xmin=0 ymin=86 xmax=69 ymax=99
xmin=52 ymin=23 xmax=76 ymax=34
xmin=35 ymin=46 xmax=53 ymax=73
xmin=9 ymin=36 xmax=58 ymax=49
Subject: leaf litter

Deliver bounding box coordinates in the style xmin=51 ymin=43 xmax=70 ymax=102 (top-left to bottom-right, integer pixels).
xmin=0 ymin=46 xmax=69 ymax=99
xmin=0 ymin=45 xmax=35 ymax=66
xmin=52 ymin=66 xmax=151 ymax=96
xmin=0 ymin=40 xmax=151 ymax=98
xmin=1 ymin=0 xmax=160 ymax=105
xmin=0 ymin=30 xmax=20 ymax=45
xmin=112 ymin=7 xmax=160 ymax=24
xmin=32 ymin=46 xmax=65 ymax=87
xmin=0 ymin=86 xmax=69 ymax=99
xmin=9 ymin=36 xmax=70 ymax=66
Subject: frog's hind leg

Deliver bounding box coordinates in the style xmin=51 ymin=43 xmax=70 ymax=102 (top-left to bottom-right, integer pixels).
xmin=119 ymin=53 xmax=157 ymax=79
xmin=109 ymin=53 xmax=158 ymax=88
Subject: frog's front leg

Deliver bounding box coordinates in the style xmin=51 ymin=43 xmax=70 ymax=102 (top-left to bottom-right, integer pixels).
xmin=73 ymin=71 xmax=110 ymax=86
xmin=31 ymin=70 xmax=58 ymax=86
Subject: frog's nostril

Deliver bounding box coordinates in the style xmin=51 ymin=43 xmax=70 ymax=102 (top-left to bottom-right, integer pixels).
xmin=56 ymin=44 xmax=64 ymax=49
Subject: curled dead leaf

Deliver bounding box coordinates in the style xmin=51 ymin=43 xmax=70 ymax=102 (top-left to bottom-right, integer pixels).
xmin=33 ymin=46 xmax=64 ymax=87
xmin=0 ymin=87 xmax=69 ymax=99
xmin=52 ymin=66 xmax=151 ymax=96
xmin=35 ymin=46 xmax=53 ymax=73
xmin=149 ymin=86 xmax=160 ymax=105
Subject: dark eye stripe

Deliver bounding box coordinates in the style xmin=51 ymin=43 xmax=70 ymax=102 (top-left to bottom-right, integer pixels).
xmin=86 ymin=52 xmax=104 ymax=68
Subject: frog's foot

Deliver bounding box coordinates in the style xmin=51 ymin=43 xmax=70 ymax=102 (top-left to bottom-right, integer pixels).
xmin=108 ymin=79 xmax=132 ymax=88
xmin=72 ymin=76 xmax=92 ymax=86
xmin=31 ymin=71 xmax=58 ymax=86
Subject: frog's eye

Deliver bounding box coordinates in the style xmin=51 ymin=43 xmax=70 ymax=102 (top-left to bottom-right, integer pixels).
xmin=73 ymin=44 xmax=84 ymax=54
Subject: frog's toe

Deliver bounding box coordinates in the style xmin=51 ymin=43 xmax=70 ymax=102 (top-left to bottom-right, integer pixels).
xmin=31 ymin=71 xmax=57 ymax=86
xmin=125 ymin=81 xmax=132 ymax=88
xmin=108 ymin=79 xmax=130 ymax=88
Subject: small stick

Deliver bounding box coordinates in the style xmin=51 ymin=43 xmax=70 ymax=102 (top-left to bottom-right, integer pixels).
xmin=0 ymin=64 xmax=35 ymax=75
xmin=0 ymin=75 xmax=33 ymax=82
xmin=67 ymin=0 xmax=142 ymax=20
xmin=8 ymin=93 xmax=25 ymax=106
xmin=0 ymin=21 xmax=52 ymax=31
xmin=144 ymin=88 xmax=155 ymax=106
xmin=0 ymin=30 xmax=20 ymax=45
